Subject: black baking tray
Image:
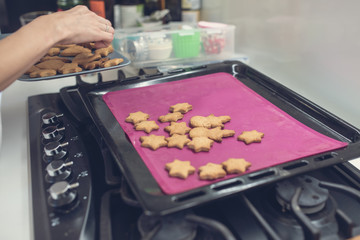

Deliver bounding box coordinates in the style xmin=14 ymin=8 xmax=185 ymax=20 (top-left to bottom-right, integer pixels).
xmin=77 ymin=61 xmax=360 ymax=216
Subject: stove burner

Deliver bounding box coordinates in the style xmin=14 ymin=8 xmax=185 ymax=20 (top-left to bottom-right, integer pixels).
xmin=137 ymin=211 xmax=197 ymax=240
xmin=276 ymin=175 xmax=329 ymax=214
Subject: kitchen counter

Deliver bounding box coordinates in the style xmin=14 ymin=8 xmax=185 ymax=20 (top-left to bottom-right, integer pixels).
xmin=0 ymin=68 xmax=359 ymax=240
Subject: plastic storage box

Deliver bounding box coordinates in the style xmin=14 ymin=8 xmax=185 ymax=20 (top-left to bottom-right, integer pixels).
xmin=112 ymin=22 xmax=235 ymax=68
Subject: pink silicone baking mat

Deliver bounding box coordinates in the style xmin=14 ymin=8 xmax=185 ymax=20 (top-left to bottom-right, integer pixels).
xmin=102 ymin=72 xmax=348 ymax=194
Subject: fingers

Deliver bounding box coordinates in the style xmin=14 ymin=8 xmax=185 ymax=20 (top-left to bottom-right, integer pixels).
xmin=99 ymin=17 xmax=112 ymax=26
xmin=89 ymin=9 xmax=114 ymax=35
xmin=70 ymin=5 xmax=91 ymax=13
xmin=104 ymin=24 xmax=110 ymax=33
xmin=54 ymin=5 xmax=115 ymax=47
xmin=103 ymin=23 xmax=115 ymax=34
xmin=94 ymin=41 xmax=110 ymax=49
xmin=72 ymin=4 xmax=114 ymax=33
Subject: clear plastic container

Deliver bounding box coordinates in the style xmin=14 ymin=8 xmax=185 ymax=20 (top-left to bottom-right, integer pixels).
xmin=147 ymin=34 xmax=173 ymax=60
xmin=112 ymin=22 xmax=235 ymax=68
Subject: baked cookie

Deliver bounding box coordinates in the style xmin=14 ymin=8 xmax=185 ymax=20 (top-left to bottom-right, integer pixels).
xmin=208 ymin=127 xmax=235 ymax=142
xmin=25 ymin=65 xmax=40 ymax=75
xmin=221 ymin=129 xmax=236 ymax=138
xmin=72 ymin=52 xmax=101 ymax=65
xmin=187 ymin=137 xmax=214 ymax=152
xmin=206 ymin=114 xmax=231 ymax=128
xmin=190 ymin=116 xmax=212 ymax=128
xmin=158 ymin=112 xmax=184 ymax=123
xmin=125 ymin=111 xmax=150 ymax=124
xmin=140 ymin=134 xmax=168 ymax=150
xmin=222 ymin=158 xmax=251 ymax=174
xmin=164 ymin=122 xmax=191 ymax=136
xmin=58 ymin=63 xmax=82 ymax=74
xmin=237 ymin=130 xmax=264 ymax=144
xmin=79 ymin=42 xmax=96 ymax=50
xmin=134 ymin=120 xmax=159 ymax=133
xmin=29 ymin=69 xmax=57 ymax=78
xmin=60 ymin=45 xmax=91 ymax=57
xmin=54 ymin=44 xmax=76 ymax=49
xmin=47 ymin=47 xmax=61 ymax=56
xmin=189 ymin=127 xmax=235 ymax=142
xmin=189 ymin=127 xmax=209 ymax=139
xmin=81 ymin=58 xmax=108 ymax=70
xmin=40 ymin=56 xmax=71 ymax=63
xmin=198 ymin=163 xmax=226 ymax=180
xmin=95 ymin=45 xmax=114 ymax=57
xmin=36 ymin=59 xmax=65 ymax=71
xmin=169 ymin=103 xmax=192 ymax=114
xmin=165 ymin=159 xmax=195 ymax=179
xmin=100 ymin=58 xmax=124 ymax=68
xmin=166 ymin=134 xmax=191 ymax=149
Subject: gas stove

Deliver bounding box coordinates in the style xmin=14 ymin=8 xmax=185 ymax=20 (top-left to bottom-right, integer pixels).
xmin=27 ymin=66 xmax=360 ymax=240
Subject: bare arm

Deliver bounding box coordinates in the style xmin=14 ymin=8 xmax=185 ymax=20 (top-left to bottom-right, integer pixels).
xmin=0 ymin=5 xmax=114 ymax=91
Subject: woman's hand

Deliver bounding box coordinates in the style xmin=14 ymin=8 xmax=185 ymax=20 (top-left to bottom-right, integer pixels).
xmin=0 ymin=5 xmax=115 ymax=91
xmin=46 ymin=5 xmax=115 ymax=48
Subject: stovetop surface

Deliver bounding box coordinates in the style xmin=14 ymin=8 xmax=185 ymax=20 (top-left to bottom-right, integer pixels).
xmin=103 ymin=165 xmax=360 ymax=240
xmin=27 ymin=75 xmax=360 ymax=240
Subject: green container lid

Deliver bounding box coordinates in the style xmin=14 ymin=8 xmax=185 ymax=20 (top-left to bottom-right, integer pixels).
xmin=172 ymin=30 xmax=201 ymax=58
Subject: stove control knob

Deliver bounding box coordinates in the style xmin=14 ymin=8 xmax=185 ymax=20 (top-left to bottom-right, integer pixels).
xmin=45 ymin=160 xmax=73 ymax=183
xmin=44 ymin=141 xmax=68 ymax=159
xmin=42 ymin=112 xmax=63 ymax=125
xmin=48 ymin=181 xmax=79 ymax=209
xmin=42 ymin=126 xmax=65 ymax=141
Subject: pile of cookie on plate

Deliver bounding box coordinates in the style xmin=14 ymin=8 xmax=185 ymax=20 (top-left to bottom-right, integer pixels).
xmin=125 ymin=103 xmax=265 ymax=181
xmin=25 ymin=43 xmax=124 ymax=78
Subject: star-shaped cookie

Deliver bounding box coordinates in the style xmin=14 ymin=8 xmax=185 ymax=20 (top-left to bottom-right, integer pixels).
xmin=208 ymin=127 xmax=235 ymax=142
xmin=140 ymin=134 xmax=168 ymax=150
xmin=58 ymin=63 xmax=82 ymax=74
xmin=125 ymin=111 xmax=149 ymax=124
xmin=166 ymin=134 xmax=191 ymax=149
xmin=135 ymin=120 xmax=159 ymax=133
xmin=190 ymin=116 xmax=212 ymax=128
xmin=158 ymin=112 xmax=184 ymax=123
xmin=237 ymin=130 xmax=264 ymax=144
xmin=164 ymin=122 xmax=191 ymax=136
xmin=165 ymin=159 xmax=195 ymax=179
xmin=72 ymin=52 xmax=101 ymax=65
xmin=189 ymin=127 xmax=209 ymax=139
xmin=206 ymin=114 xmax=231 ymax=128
xmin=189 ymin=127 xmax=235 ymax=142
xmin=169 ymin=103 xmax=193 ymax=114
xmin=95 ymin=44 xmax=114 ymax=57
xmin=187 ymin=137 xmax=214 ymax=152
xmin=101 ymin=58 xmax=124 ymax=68
xmin=222 ymin=158 xmax=251 ymax=174
xmin=198 ymin=163 xmax=226 ymax=180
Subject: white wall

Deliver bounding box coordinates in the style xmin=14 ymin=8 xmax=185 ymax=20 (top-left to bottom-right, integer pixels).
xmin=202 ymin=0 xmax=360 ymax=128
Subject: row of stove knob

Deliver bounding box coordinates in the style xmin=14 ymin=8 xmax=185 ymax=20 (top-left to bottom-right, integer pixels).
xmin=41 ymin=112 xmax=80 ymax=211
